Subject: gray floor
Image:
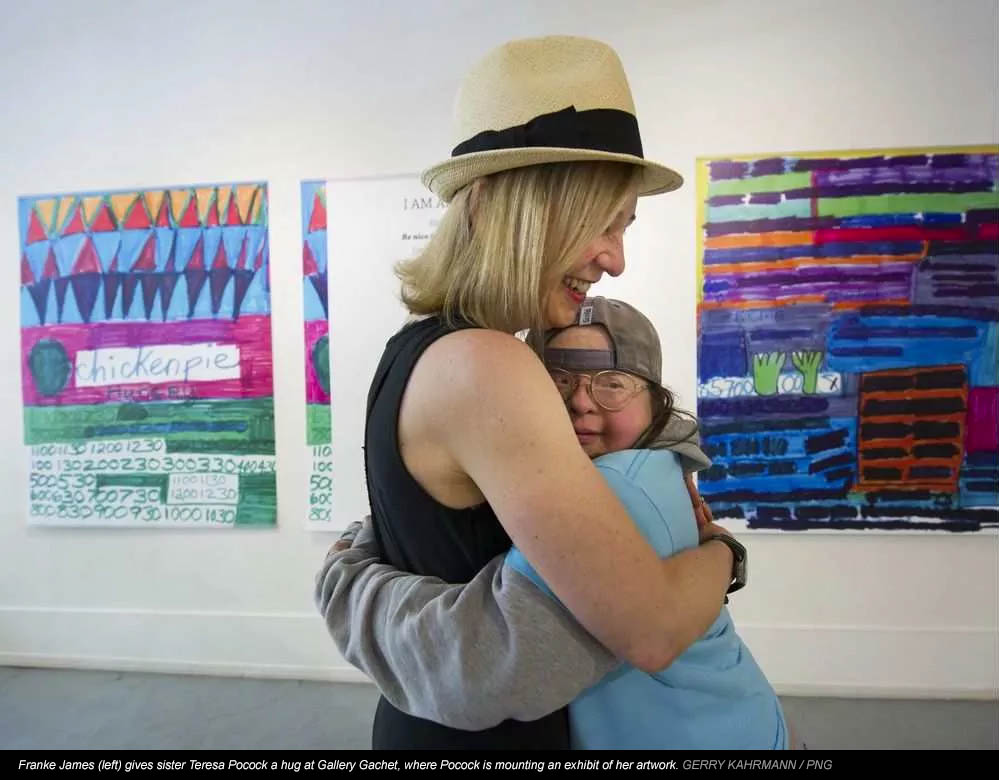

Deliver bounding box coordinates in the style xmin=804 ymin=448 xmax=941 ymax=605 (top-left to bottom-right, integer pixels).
xmin=1 ymin=667 xmax=996 ymax=750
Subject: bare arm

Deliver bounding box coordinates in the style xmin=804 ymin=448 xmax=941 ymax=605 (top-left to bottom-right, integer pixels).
xmin=409 ymin=331 xmax=733 ymax=672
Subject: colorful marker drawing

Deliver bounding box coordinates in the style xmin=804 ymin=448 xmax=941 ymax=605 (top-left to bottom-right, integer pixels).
xmin=20 ymin=182 xmax=276 ymax=527
xmin=695 ymin=146 xmax=998 ymax=531
xmin=302 ymin=181 xmax=331 ymax=524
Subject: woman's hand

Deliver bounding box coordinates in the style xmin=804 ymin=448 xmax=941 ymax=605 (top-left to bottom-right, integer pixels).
xmin=685 ymin=472 xmax=714 ymax=530
xmin=327 ymin=519 xmax=364 ymax=557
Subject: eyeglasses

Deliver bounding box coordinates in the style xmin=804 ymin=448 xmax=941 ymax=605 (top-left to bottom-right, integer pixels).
xmin=547 ymin=369 xmax=648 ymax=411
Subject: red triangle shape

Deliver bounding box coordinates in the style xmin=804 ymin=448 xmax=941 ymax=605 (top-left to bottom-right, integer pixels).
xmin=91 ymin=203 xmax=117 ymax=232
xmin=179 ymin=197 xmax=200 ymax=228
xmin=236 ymin=234 xmax=249 ymax=270
xmin=205 ymin=200 xmax=220 ymax=227
xmin=212 ymin=237 xmax=228 ymax=270
xmin=254 ymin=241 xmax=266 ymax=271
xmin=226 ymin=196 xmax=242 ymax=226
xmin=62 ymin=206 xmax=86 ymax=236
xmin=308 ymin=193 xmax=327 ymax=232
xmin=156 ymin=199 xmax=170 ymax=226
xmin=26 ymin=209 xmax=47 ymax=244
xmin=42 ymin=246 xmax=59 ymax=279
xmin=186 ymin=235 xmax=205 ymax=270
xmin=21 ymin=253 xmax=35 ymax=284
xmin=303 ymin=241 xmax=318 ymax=276
xmin=132 ymin=233 xmax=157 ymax=271
xmin=124 ymin=200 xmax=151 ymax=229
xmin=72 ymin=237 xmax=101 ymax=274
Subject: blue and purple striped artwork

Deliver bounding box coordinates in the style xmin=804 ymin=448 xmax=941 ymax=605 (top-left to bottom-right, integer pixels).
xmin=696 ymin=146 xmax=999 ymax=532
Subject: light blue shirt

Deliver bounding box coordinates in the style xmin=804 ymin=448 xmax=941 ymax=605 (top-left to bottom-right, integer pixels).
xmin=506 ymin=449 xmax=788 ymax=750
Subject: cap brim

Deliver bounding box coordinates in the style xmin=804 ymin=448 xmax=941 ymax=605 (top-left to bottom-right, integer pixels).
xmin=422 ymin=147 xmax=683 ymax=202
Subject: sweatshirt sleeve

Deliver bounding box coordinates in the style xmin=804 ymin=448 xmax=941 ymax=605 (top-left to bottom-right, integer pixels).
xmin=314 ymin=520 xmax=618 ymax=731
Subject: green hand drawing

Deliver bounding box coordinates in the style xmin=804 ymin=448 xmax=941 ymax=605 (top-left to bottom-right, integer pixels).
xmin=752 ymin=351 xmax=786 ymax=396
xmin=791 ymin=350 xmax=824 ymax=394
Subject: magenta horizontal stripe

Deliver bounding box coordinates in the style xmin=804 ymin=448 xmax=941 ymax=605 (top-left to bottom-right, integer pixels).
xmin=21 ymin=315 xmax=273 ymax=406
xmin=304 ymin=319 xmax=329 ymax=404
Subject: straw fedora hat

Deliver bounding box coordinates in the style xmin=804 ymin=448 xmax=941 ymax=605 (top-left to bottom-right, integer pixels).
xmin=421 ymin=36 xmax=682 ymax=202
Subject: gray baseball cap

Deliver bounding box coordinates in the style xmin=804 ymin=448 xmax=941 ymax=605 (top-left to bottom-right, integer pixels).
xmin=528 ymin=296 xmax=662 ymax=387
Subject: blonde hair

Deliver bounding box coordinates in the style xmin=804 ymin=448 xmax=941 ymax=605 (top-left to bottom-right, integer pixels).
xmin=397 ymin=161 xmax=641 ymax=334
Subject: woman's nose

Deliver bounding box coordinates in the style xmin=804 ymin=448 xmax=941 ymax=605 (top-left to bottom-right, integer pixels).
xmin=568 ymin=377 xmax=597 ymax=412
xmin=594 ymin=234 xmax=625 ymax=277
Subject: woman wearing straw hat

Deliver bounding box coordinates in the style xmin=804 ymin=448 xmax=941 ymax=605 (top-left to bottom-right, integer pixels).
xmin=319 ymin=36 xmax=737 ymax=749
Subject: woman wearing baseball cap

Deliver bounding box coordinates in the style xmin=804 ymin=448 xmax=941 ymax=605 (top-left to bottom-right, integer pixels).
xmin=319 ymin=36 xmax=737 ymax=749
xmin=320 ymin=298 xmax=794 ymax=749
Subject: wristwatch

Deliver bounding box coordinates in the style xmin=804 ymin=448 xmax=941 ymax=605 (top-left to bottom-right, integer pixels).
xmin=704 ymin=533 xmax=747 ymax=594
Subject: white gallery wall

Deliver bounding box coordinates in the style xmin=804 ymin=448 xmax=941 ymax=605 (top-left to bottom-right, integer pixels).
xmin=1 ymin=0 xmax=996 ymax=698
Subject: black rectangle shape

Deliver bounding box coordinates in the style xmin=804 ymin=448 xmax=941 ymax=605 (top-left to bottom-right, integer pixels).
xmin=863 ymin=467 xmax=902 ymax=481
xmin=862 ymin=447 xmax=908 ymax=460
xmin=757 ymin=506 xmax=791 ymax=521
xmin=913 ymin=421 xmax=960 ymax=439
xmin=913 ymin=443 xmax=960 ymax=458
xmin=909 ymin=466 xmax=954 ymax=479
xmin=825 ymin=468 xmax=854 ymax=482
xmin=794 ymin=506 xmax=831 ymax=520
xmin=805 ymin=429 xmax=848 ymax=454
xmin=966 ymin=481 xmax=998 ymax=493
xmin=730 ymin=462 xmax=767 ymax=476
xmin=862 ymin=397 xmax=965 ymax=416
xmin=914 ymin=369 xmax=966 ymax=390
xmin=861 ymin=422 xmax=911 ymax=439
xmin=768 ymin=461 xmax=797 ymax=475
xmin=860 ymin=374 xmax=912 ymax=392
xmin=809 ymin=452 xmax=854 ymax=473
xmin=699 ymin=465 xmax=728 ymax=482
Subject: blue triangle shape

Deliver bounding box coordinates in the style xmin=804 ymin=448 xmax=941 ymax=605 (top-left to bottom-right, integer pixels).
xmin=120 ymin=229 xmax=152 ymax=270
xmin=174 ymin=228 xmax=202 ymax=269
xmin=303 ymin=278 xmax=326 ymax=322
xmin=222 ymin=226 xmax=247 ymax=267
xmin=240 ymin=270 xmax=269 ymax=316
xmin=17 ymin=197 xmax=35 ymax=249
xmin=167 ymin=274 xmax=189 ymax=321
xmin=21 ymin=286 xmax=41 ymax=327
xmin=92 ymin=233 xmax=122 ymax=271
xmin=203 ymin=228 xmax=223 ymax=269
xmin=244 ymin=227 xmax=265 ymax=263
xmin=154 ymin=228 xmax=176 ymax=271
xmin=54 ymin=234 xmax=87 ymax=275
xmin=190 ymin=275 xmax=214 ymax=320
xmin=25 ymin=241 xmax=51 ymax=281
xmin=59 ymin=280 xmax=83 ymax=324
xmin=307 ymin=232 xmax=327 ymax=275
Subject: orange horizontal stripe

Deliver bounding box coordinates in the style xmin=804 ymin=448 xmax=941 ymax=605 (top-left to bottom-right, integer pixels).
xmin=862 ymin=364 xmax=964 ymax=379
xmin=704 ymin=231 xmax=815 ymax=250
xmin=856 ymin=481 xmax=959 ymax=491
xmin=858 ymin=413 xmax=966 ymax=425
xmin=832 ymin=299 xmax=910 ymax=310
xmin=862 ymin=389 xmax=968 ymax=401
xmin=698 ymin=296 xmax=826 ymax=310
xmin=703 ymin=253 xmax=924 ymax=276
xmin=859 ymin=458 xmax=962 ymax=469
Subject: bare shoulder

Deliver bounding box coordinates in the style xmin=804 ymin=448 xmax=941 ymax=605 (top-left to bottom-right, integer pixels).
xmin=399 ymin=328 xmax=559 ymax=507
xmin=415 ymin=328 xmax=551 ymax=398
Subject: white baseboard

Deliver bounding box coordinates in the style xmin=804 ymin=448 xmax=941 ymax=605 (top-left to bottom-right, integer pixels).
xmin=0 ymin=651 xmax=371 ymax=684
xmin=1 ymin=607 xmax=995 ymax=700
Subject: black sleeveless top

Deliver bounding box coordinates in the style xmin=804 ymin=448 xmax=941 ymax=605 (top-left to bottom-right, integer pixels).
xmin=364 ymin=316 xmax=570 ymax=749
